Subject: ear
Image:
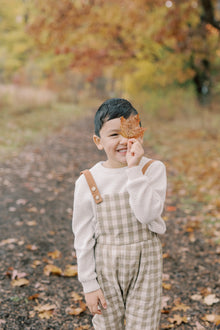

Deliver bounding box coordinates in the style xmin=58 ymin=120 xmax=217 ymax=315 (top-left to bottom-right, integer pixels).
xmin=93 ymin=135 xmax=104 ymax=150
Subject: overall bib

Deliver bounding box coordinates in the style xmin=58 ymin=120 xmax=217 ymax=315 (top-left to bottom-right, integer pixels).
xmin=82 ymin=161 xmax=163 ymax=330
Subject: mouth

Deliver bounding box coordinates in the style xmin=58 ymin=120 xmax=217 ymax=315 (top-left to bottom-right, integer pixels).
xmin=117 ymin=148 xmax=127 ymax=153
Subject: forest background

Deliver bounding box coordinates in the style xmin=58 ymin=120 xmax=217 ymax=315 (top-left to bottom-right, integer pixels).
xmin=1 ymin=0 xmax=220 ymax=237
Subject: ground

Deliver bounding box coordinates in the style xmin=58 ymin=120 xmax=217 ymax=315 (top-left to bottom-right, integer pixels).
xmin=0 ymin=115 xmax=219 ymax=330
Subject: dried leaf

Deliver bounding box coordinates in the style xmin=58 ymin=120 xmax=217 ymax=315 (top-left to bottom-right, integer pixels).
xmin=203 ymin=294 xmax=220 ymax=306
xmin=26 ymin=220 xmax=37 ymax=226
xmin=11 ymin=278 xmax=29 ymax=287
xmin=31 ymin=260 xmax=42 ymax=268
xmin=43 ymin=264 xmax=62 ymax=276
xmin=16 ymin=199 xmax=27 ymax=205
xmin=120 ymin=115 xmax=146 ymax=139
xmin=162 ymin=282 xmax=172 ymax=290
xmin=172 ymin=303 xmax=190 ymax=312
xmin=202 ymin=314 xmax=220 ymax=325
xmin=0 ymin=238 xmax=18 ymax=246
xmin=190 ymin=294 xmax=202 ymax=301
xmin=11 ymin=270 xmax=28 ymax=280
xmin=26 ymin=244 xmax=38 ymax=251
xmin=34 ymin=303 xmax=56 ymax=312
xmin=34 ymin=303 xmax=56 ymax=319
xmin=47 ymin=250 xmax=61 ymax=259
xmin=71 ymin=292 xmax=83 ymax=301
xmin=28 ymin=293 xmax=40 ymax=300
xmin=63 ymin=265 xmax=77 ymax=277
xmin=66 ymin=301 xmax=86 ymax=315
xmin=168 ymin=314 xmax=188 ymax=325
xmin=166 ymin=206 xmax=177 ymax=212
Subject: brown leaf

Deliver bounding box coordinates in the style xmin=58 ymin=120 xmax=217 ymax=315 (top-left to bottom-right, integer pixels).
xmin=28 ymin=293 xmax=40 ymax=300
xmin=66 ymin=301 xmax=86 ymax=315
xmin=31 ymin=260 xmax=42 ymax=268
xmin=26 ymin=244 xmax=38 ymax=251
xmin=203 ymin=294 xmax=220 ymax=306
xmin=11 ymin=278 xmax=29 ymax=287
xmin=34 ymin=303 xmax=56 ymax=319
xmin=43 ymin=264 xmax=62 ymax=276
xmin=26 ymin=220 xmax=37 ymax=226
xmin=47 ymin=250 xmax=61 ymax=259
xmin=172 ymin=303 xmax=190 ymax=312
xmin=162 ymin=282 xmax=171 ymax=290
xmin=202 ymin=314 xmax=220 ymax=325
xmin=120 ymin=115 xmax=146 ymax=139
xmin=168 ymin=314 xmax=188 ymax=325
xmin=0 ymin=238 xmax=18 ymax=246
xmin=71 ymin=292 xmax=83 ymax=301
xmin=63 ymin=264 xmax=77 ymax=277
xmin=166 ymin=206 xmax=177 ymax=212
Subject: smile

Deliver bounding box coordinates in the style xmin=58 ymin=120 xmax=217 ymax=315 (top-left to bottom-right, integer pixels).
xmin=117 ymin=149 xmax=127 ymax=153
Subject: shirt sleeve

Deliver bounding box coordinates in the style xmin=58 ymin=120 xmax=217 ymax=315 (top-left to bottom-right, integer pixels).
xmin=126 ymin=160 xmax=167 ymax=227
xmin=72 ymin=175 xmax=100 ymax=293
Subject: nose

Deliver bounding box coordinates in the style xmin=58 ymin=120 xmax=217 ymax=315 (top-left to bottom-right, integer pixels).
xmin=120 ymin=135 xmax=128 ymax=144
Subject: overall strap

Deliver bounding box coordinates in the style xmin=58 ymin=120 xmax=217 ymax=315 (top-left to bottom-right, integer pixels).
xmin=80 ymin=170 xmax=103 ymax=204
xmin=142 ymin=159 xmax=155 ymax=175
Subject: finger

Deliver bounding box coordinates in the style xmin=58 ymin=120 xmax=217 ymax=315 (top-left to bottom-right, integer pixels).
xmin=99 ymin=293 xmax=107 ymax=309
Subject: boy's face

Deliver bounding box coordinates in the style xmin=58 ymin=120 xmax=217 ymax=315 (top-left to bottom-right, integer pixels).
xmin=93 ymin=117 xmax=143 ymax=168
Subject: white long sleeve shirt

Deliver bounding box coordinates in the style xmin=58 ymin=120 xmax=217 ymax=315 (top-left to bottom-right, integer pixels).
xmin=72 ymin=157 xmax=167 ymax=293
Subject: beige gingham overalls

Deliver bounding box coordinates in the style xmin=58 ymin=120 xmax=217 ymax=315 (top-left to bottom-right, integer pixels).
xmin=82 ymin=160 xmax=163 ymax=330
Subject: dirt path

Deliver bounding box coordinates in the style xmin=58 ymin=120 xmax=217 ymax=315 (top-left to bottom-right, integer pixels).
xmin=0 ymin=115 xmax=219 ymax=330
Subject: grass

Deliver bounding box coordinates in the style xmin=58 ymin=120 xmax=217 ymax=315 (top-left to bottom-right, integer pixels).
xmin=0 ymin=84 xmax=99 ymax=160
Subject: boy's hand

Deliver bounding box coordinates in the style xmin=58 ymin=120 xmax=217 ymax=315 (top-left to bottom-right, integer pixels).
xmin=85 ymin=289 xmax=107 ymax=315
xmin=126 ymin=138 xmax=144 ymax=168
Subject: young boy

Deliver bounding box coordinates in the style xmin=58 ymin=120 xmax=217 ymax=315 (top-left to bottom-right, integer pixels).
xmin=72 ymin=98 xmax=167 ymax=329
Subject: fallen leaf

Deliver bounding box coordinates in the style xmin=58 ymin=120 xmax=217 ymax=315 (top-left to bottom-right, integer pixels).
xmin=166 ymin=206 xmax=177 ymax=212
xmin=47 ymin=250 xmax=61 ymax=259
xmin=26 ymin=220 xmax=37 ymax=226
xmin=28 ymin=293 xmax=40 ymax=300
xmin=163 ymin=253 xmax=169 ymax=259
xmin=11 ymin=270 xmax=28 ymax=280
xmin=66 ymin=301 xmax=86 ymax=315
xmin=190 ymin=294 xmax=202 ymax=301
xmin=162 ymin=283 xmax=171 ymax=290
xmin=27 ymin=207 xmax=38 ymax=213
xmin=16 ymin=199 xmax=27 ymax=205
xmin=43 ymin=264 xmax=62 ymax=276
xmin=63 ymin=265 xmax=77 ymax=277
xmin=11 ymin=278 xmax=29 ymax=287
xmin=34 ymin=303 xmax=56 ymax=312
xmin=168 ymin=314 xmax=188 ymax=325
xmin=120 ymin=114 xmax=146 ymax=139
xmin=71 ymin=292 xmax=83 ymax=301
xmin=0 ymin=238 xmax=18 ymax=246
xmin=194 ymin=321 xmax=206 ymax=329
xmin=26 ymin=244 xmax=38 ymax=251
xmin=202 ymin=314 xmax=220 ymax=325
xmin=34 ymin=303 xmax=56 ymax=319
xmin=203 ymin=294 xmax=220 ymax=306
xmin=31 ymin=260 xmax=42 ymax=268
xmin=172 ymin=303 xmax=190 ymax=312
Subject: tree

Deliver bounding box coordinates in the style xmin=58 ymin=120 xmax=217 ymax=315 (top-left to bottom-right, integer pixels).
xmin=28 ymin=0 xmax=220 ymax=100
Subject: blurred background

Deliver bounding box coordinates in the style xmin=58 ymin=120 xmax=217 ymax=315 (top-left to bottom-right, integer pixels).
xmin=0 ymin=0 xmax=220 ymax=225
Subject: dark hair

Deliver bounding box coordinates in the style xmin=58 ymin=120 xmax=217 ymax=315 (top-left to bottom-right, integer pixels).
xmin=94 ymin=98 xmax=138 ymax=136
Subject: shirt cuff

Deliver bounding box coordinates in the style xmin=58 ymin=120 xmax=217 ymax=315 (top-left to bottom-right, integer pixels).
xmin=82 ymin=279 xmax=100 ymax=293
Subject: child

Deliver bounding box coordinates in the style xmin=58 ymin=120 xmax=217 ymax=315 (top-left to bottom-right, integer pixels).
xmin=72 ymin=98 xmax=167 ymax=329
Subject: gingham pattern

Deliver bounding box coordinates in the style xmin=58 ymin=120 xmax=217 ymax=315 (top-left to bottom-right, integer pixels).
xmin=93 ymin=192 xmax=162 ymax=330
xmin=95 ymin=192 xmax=156 ymax=245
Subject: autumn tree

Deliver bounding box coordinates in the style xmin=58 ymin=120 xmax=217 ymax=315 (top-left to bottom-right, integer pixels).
xmin=28 ymin=0 xmax=220 ymax=101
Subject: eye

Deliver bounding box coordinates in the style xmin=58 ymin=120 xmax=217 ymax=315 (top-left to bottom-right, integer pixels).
xmin=110 ymin=133 xmax=118 ymax=137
